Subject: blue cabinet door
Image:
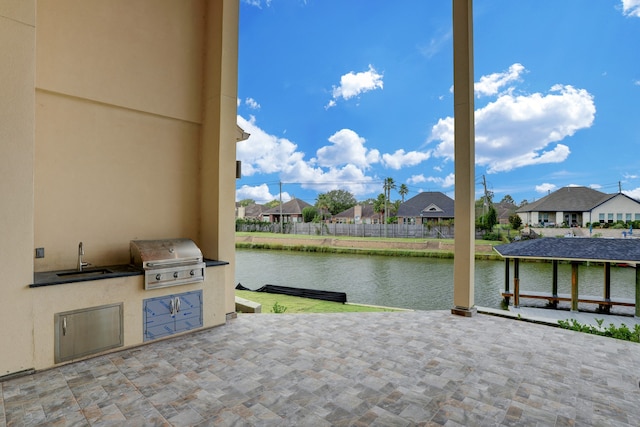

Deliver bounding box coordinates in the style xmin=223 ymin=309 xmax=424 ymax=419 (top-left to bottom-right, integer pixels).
xmin=174 ymin=291 xmax=203 ymax=333
xmin=143 ymin=290 xmax=202 ymax=341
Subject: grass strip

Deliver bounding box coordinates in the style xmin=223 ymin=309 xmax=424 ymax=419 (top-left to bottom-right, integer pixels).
xmin=235 ymin=241 xmax=500 ymax=260
xmin=235 ymin=290 xmax=404 ymax=313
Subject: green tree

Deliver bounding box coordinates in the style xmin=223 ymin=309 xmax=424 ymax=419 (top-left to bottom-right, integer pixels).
xmin=264 ymin=199 xmax=280 ymax=209
xmin=383 ymin=177 xmax=396 ymax=224
xmin=315 ymin=193 xmax=330 ymax=219
xmin=508 ymin=213 xmax=522 ymax=229
xmin=302 ymin=206 xmax=319 ymax=223
xmin=238 ymin=198 xmax=256 ymax=207
xmin=383 ymin=177 xmax=396 ymax=203
xmin=476 ymin=205 xmax=497 ymax=232
xmin=398 ymin=183 xmax=409 ymax=202
xmin=387 ymin=200 xmax=401 ymax=223
xmin=486 ymin=206 xmax=498 ymax=231
xmin=373 ymin=193 xmax=386 ymax=223
xmin=315 ymin=189 xmax=357 ymax=215
xmin=500 ymin=194 xmax=515 ymax=205
xmin=359 ymin=197 xmax=377 ymax=205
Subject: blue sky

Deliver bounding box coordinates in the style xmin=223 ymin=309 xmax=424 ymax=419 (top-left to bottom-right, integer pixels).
xmin=236 ymin=0 xmax=640 ymax=207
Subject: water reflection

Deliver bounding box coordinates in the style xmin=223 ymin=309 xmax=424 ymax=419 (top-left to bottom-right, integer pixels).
xmin=236 ymin=249 xmax=636 ymax=310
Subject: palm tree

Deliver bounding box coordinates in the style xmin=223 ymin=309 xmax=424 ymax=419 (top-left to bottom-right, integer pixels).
xmin=383 ymin=177 xmax=396 ymax=202
xmin=398 ymin=183 xmax=408 ymax=203
xmin=373 ymin=193 xmax=386 ymax=224
xmin=315 ymin=193 xmax=330 ymax=221
xmin=382 ymin=178 xmax=395 ymax=235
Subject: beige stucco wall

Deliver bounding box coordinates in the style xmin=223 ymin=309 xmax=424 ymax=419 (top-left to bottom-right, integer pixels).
xmin=1 ymin=0 xmax=238 ymax=376
xmin=34 ymin=0 xmax=208 ymax=270
xmin=0 ymin=0 xmax=36 ymax=377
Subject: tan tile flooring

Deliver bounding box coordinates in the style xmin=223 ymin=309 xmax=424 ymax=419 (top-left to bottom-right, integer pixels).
xmin=2 ymin=310 xmax=640 ymax=426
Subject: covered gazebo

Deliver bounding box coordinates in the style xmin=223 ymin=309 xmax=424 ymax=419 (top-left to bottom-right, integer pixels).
xmin=494 ymin=238 xmax=640 ymax=316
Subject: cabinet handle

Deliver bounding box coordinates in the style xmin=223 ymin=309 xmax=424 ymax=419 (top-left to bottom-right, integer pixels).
xmin=62 ymin=317 xmax=67 ymax=336
xmin=169 ymin=298 xmax=175 ymax=315
xmin=175 ymin=297 xmax=181 ymax=313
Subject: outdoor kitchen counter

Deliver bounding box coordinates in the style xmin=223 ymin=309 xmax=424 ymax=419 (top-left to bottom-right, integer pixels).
xmin=30 ymin=259 xmax=228 ymax=287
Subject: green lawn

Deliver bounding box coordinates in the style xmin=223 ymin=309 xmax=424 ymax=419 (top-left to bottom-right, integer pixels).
xmin=235 ymin=290 xmax=405 ymax=314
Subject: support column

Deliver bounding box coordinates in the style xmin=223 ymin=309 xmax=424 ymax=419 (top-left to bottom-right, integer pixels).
xmin=503 ymin=259 xmax=510 ymax=305
xmin=601 ymin=262 xmax=611 ymax=314
xmin=636 ymin=266 xmax=640 ymax=318
xmin=200 ymin=0 xmax=240 ymax=316
xmin=451 ymin=0 xmax=476 ymax=317
xmin=571 ymin=262 xmax=579 ymax=312
xmin=550 ymin=260 xmax=558 ymax=308
xmin=514 ymin=258 xmax=520 ymax=308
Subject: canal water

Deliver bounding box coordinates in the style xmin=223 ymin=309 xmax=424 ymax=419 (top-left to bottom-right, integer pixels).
xmin=235 ymin=249 xmax=637 ymax=311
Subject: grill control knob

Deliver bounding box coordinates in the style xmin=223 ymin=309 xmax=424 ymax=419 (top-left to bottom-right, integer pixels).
xmin=190 ymin=270 xmax=195 ymax=276
xmin=173 ymin=271 xmax=179 ymax=279
xmin=155 ymin=274 xmax=161 ymax=281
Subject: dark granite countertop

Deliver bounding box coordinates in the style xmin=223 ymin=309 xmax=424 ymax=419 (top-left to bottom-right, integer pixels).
xmin=30 ymin=259 xmax=229 ymax=288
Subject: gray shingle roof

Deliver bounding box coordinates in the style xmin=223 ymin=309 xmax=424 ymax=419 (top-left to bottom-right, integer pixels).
xmin=516 ymin=186 xmax=611 ymax=213
xmin=334 ymin=204 xmax=376 ymax=218
xmin=494 ymin=237 xmax=640 ymax=263
xmin=396 ymin=192 xmax=454 ymax=218
xmin=262 ymin=198 xmax=313 ymax=215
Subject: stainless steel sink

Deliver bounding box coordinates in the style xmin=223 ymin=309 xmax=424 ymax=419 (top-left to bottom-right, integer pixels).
xmin=56 ymin=268 xmax=113 ymax=278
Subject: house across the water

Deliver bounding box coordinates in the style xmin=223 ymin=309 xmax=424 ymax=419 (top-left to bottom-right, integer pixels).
xmin=517 ymin=186 xmax=640 ymax=227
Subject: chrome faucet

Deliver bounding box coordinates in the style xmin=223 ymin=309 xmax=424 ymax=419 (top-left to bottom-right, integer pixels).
xmin=78 ymin=242 xmax=90 ymax=271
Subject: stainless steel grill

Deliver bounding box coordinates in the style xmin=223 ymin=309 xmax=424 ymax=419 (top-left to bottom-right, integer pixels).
xmin=130 ymin=238 xmax=206 ymax=290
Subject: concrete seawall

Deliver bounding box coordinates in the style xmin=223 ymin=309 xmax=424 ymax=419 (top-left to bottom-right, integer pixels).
xmin=235 ymin=234 xmax=495 ymax=253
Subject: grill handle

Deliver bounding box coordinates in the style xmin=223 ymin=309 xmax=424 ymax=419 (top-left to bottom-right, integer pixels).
xmin=145 ymin=257 xmax=202 ymax=268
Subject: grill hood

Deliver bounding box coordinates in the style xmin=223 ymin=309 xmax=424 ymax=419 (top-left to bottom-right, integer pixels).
xmin=130 ymin=238 xmax=203 ymax=269
xmin=130 ymin=238 xmax=205 ymax=290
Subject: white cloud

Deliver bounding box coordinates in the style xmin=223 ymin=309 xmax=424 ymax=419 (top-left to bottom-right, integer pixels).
xmin=325 ymin=65 xmax=383 ymax=109
xmin=418 ymin=30 xmax=452 ymax=59
xmin=236 ymin=117 xmax=381 ymax=196
xmin=624 ymin=173 xmax=639 ymax=179
xmin=236 ymin=115 xmax=304 ymax=175
xmin=242 ymin=0 xmax=272 ymax=8
xmin=622 ymin=0 xmax=640 ymax=17
xmin=430 ymin=66 xmax=596 ymax=173
xmin=316 ymin=129 xmax=380 ymax=169
xmin=535 ymin=183 xmax=557 ymax=194
xmin=407 ymin=173 xmax=454 ymax=188
xmin=623 ymin=188 xmax=640 ymax=200
xmin=236 ymin=184 xmax=290 ymax=204
xmin=381 ymin=149 xmax=430 ymax=170
xmin=474 ymin=63 xmax=525 ymax=97
xmin=408 ymin=174 xmax=427 ymax=184
xmin=245 ymin=97 xmax=261 ymax=110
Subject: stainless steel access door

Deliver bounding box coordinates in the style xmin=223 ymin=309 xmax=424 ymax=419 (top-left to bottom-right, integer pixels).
xmin=54 ymin=303 xmax=123 ymax=363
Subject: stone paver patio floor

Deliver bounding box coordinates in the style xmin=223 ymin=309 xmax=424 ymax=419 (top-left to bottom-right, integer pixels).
xmin=1 ymin=311 xmax=640 ymax=426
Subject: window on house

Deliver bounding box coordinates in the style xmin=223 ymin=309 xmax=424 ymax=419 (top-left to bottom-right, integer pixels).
xmin=617 ymin=213 xmax=623 ymax=222
xmin=608 ymin=213 xmax=614 ymax=223
xmin=636 ymin=213 xmax=640 ymax=221
xmin=599 ymin=213 xmax=605 ymax=223
xmin=626 ymin=213 xmax=632 ymax=222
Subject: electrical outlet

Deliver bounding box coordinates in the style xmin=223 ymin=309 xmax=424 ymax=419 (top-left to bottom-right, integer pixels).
xmin=35 ymin=247 xmax=45 ymax=258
